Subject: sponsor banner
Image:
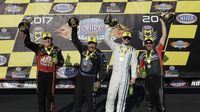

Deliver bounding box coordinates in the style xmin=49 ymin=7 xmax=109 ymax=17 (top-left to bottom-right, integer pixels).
xmin=100 ymin=2 xmax=126 ymax=13
xmin=50 ymin=3 xmax=76 ymax=14
xmin=151 ymin=2 xmax=176 ymax=12
xmin=166 ymin=39 xmax=192 ymax=51
xmin=176 ymin=13 xmax=197 ymax=24
xmin=191 ymin=80 xmax=200 ymax=87
xmin=0 ymin=3 xmax=27 ymax=15
xmin=6 ymin=67 xmax=31 ymax=79
xmin=0 ymin=28 xmax=18 ymax=40
xmin=168 ymin=79 xmax=188 ymax=88
xmin=0 ymin=54 xmax=9 ymax=66
xmin=170 ymin=40 xmax=190 ymax=49
xmin=0 ymin=81 xmax=25 ymax=88
xmin=164 ymin=66 xmax=179 ymax=77
xmin=0 ymin=80 xmax=75 ymax=89
xmin=56 ymin=80 xmax=75 ymax=89
xmin=57 ymin=67 xmax=79 ymax=79
xmin=138 ymin=25 xmax=157 ymax=46
xmin=78 ymin=18 xmax=106 ymax=43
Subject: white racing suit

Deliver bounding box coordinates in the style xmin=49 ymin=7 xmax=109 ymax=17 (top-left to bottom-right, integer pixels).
xmin=104 ymin=27 xmax=138 ymax=112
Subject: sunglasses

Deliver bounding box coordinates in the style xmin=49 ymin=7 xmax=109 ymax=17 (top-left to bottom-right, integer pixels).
xmin=123 ymin=36 xmax=131 ymax=40
xmin=145 ymin=41 xmax=153 ymax=45
xmin=88 ymin=42 xmax=96 ymax=44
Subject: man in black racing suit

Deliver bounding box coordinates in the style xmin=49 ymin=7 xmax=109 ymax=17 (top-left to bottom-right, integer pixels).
xmin=22 ymin=31 xmax=64 ymax=112
xmin=68 ymin=17 xmax=107 ymax=112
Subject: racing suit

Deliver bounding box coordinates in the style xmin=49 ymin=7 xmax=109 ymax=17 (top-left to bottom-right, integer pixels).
xmin=104 ymin=27 xmax=138 ymax=112
xmin=24 ymin=32 xmax=64 ymax=112
xmin=71 ymin=27 xmax=107 ymax=112
xmin=139 ymin=43 xmax=165 ymax=112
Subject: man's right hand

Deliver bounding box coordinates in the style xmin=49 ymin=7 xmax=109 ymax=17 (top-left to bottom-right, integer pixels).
xmin=68 ymin=17 xmax=79 ymax=28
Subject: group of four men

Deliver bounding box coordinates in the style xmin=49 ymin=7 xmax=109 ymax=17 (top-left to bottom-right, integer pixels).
xmin=20 ymin=15 xmax=167 ymax=112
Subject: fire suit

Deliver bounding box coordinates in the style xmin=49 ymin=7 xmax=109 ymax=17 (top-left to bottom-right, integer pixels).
xmin=24 ymin=32 xmax=64 ymax=112
xmin=104 ymin=27 xmax=138 ymax=112
xmin=139 ymin=43 xmax=165 ymax=112
xmin=71 ymin=27 xmax=107 ymax=112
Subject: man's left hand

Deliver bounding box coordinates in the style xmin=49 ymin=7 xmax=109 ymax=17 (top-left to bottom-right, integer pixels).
xmin=130 ymin=78 xmax=135 ymax=85
xmin=95 ymin=81 xmax=101 ymax=88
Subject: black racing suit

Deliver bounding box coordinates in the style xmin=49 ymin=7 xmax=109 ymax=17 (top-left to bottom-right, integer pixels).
xmin=71 ymin=27 xmax=107 ymax=112
xmin=139 ymin=43 xmax=165 ymax=112
xmin=24 ymin=32 xmax=64 ymax=112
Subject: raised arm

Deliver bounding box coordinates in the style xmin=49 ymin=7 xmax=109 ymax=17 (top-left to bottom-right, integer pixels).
xmin=23 ymin=31 xmax=39 ymax=53
xmin=71 ymin=27 xmax=84 ymax=53
xmin=104 ymin=26 xmax=119 ymax=51
xmin=159 ymin=18 xmax=167 ymax=46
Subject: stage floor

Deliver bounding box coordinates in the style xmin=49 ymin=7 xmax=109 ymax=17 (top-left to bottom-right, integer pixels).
xmin=0 ymin=89 xmax=200 ymax=112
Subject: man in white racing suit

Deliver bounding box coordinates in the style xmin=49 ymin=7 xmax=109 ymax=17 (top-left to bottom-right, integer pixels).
xmin=104 ymin=25 xmax=138 ymax=112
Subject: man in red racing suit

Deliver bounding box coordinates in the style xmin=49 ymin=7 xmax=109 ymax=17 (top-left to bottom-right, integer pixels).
xmin=22 ymin=31 xmax=64 ymax=112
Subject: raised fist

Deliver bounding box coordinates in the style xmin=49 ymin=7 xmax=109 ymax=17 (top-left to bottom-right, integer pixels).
xmin=104 ymin=14 xmax=118 ymax=27
xmin=68 ymin=17 xmax=79 ymax=28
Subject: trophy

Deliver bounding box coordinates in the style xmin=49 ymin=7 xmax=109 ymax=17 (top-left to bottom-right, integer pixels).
xmin=104 ymin=14 xmax=118 ymax=27
xmin=68 ymin=17 xmax=79 ymax=28
xmin=158 ymin=12 xmax=175 ymax=24
xmin=18 ymin=17 xmax=32 ymax=33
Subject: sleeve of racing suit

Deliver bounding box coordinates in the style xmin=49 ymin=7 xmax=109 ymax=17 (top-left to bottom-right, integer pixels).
xmin=97 ymin=51 xmax=107 ymax=82
xmin=24 ymin=32 xmax=39 ymax=53
xmin=71 ymin=27 xmax=83 ymax=53
xmin=56 ymin=48 xmax=64 ymax=67
xmin=104 ymin=27 xmax=118 ymax=51
xmin=130 ymin=48 xmax=138 ymax=79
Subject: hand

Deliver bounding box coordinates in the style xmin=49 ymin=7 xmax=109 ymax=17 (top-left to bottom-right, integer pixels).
xmin=95 ymin=81 xmax=101 ymax=88
xmin=68 ymin=17 xmax=79 ymax=28
xmin=129 ymin=78 xmax=135 ymax=85
xmin=104 ymin=14 xmax=118 ymax=27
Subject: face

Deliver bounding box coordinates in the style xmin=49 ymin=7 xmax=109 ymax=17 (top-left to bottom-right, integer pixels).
xmin=122 ymin=36 xmax=131 ymax=45
xmin=87 ymin=42 xmax=97 ymax=52
xmin=43 ymin=38 xmax=52 ymax=47
xmin=145 ymin=40 xmax=153 ymax=50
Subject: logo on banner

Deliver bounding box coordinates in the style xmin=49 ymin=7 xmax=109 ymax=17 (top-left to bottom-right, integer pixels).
xmin=0 ymin=55 xmax=7 ymax=66
xmin=170 ymin=40 xmax=190 ymax=49
xmin=57 ymin=67 xmax=78 ymax=78
xmin=1 ymin=81 xmax=24 ymax=88
xmin=53 ymin=4 xmax=74 ymax=13
xmin=0 ymin=28 xmax=11 ymax=40
xmin=138 ymin=25 xmax=157 ymax=45
xmin=30 ymin=26 xmax=44 ymax=44
xmin=78 ymin=18 xmax=106 ymax=43
xmin=165 ymin=66 xmax=179 ymax=77
xmin=169 ymin=79 xmax=187 ymax=87
xmin=176 ymin=14 xmax=197 ymax=24
xmin=191 ymin=80 xmax=200 ymax=86
xmin=5 ymin=5 xmax=23 ymax=14
xmin=10 ymin=67 xmax=28 ymax=78
xmin=106 ymin=3 xmax=121 ymax=13
xmin=154 ymin=3 xmax=173 ymax=12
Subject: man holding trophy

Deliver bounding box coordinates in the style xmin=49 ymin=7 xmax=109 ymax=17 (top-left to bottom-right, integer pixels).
xmin=68 ymin=17 xmax=107 ymax=112
xmin=104 ymin=15 xmax=138 ymax=112
xmin=138 ymin=13 xmax=172 ymax=112
xmin=18 ymin=19 xmax=64 ymax=112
